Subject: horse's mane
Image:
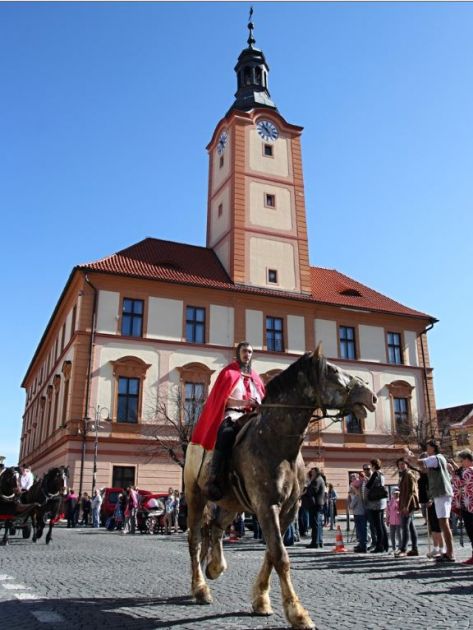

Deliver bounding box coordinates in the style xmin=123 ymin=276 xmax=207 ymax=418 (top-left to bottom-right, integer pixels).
xmin=263 ymin=352 xmax=319 ymax=401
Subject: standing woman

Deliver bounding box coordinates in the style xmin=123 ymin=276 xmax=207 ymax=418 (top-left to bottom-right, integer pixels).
xmin=365 ymin=459 xmax=389 ymax=553
xmin=451 ymin=449 xmax=473 ymax=565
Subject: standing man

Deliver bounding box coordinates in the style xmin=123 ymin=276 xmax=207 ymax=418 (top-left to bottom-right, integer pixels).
xmin=361 ymin=463 xmax=377 ymax=550
xmin=395 ymin=458 xmax=420 ymax=557
xmin=306 ymin=467 xmax=326 ymax=549
xmin=91 ymin=489 xmax=102 ymax=528
xmin=192 ymin=342 xmax=265 ymax=501
xmin=407 ymin=440 xmax=455 ymax=562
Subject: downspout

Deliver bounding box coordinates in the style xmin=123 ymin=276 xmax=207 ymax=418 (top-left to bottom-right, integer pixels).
xmin=417 ymin=319 xmax=436 ymax=442
xmin=78 ymin=273 xmax=98 ymax=497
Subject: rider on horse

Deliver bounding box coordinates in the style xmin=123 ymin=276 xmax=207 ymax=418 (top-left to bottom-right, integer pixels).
xmin=191 ymin=341 xmax=265 ymax=501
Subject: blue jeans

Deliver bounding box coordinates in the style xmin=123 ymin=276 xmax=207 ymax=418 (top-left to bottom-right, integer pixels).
xmin=354 ymin=514 xmax=368 ymax=550
xmin=400 ymin=513 xmax=418 ymax=552
xmin=92 ymin=507 xmax=100 ymax=528
xmin=299 ymin=507 xmax=310 ymax=536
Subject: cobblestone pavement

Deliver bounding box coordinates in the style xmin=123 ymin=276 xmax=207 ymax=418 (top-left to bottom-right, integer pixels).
xmin=0 ymin=523 xmax=472 ymax=630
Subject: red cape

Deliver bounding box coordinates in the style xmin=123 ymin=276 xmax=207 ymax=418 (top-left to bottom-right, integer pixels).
xmin=191 ymin=361 xmax=265 ymax=451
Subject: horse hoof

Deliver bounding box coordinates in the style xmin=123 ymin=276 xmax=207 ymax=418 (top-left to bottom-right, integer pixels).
xmin=194 ymin=586 xmax=212 ymax=605
xmin=286 ymin=603 xmax=316 ymax=630
xmin=252 ymin=597 xmax=273 ymax=616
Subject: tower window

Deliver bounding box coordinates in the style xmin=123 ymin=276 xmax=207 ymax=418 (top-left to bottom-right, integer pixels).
xmin=219 ymin=155 xmax=224 ymax=168
xmin=263 ymin=144 xmax=273 ymax=157
xmin=265 ymin=193 xmax=276 ymax=208
xmin=218 ymin=203 xmax=223 ymax=217
xmin=268 ymin=269 xmax=278 ymax=284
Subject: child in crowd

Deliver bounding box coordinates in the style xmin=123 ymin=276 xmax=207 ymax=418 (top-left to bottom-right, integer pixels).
xmin=386 ymin=488 xmax=402 ymax=553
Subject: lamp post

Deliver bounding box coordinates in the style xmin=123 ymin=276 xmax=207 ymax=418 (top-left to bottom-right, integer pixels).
xmin=90 ymin=405 xmax=110 ymax=496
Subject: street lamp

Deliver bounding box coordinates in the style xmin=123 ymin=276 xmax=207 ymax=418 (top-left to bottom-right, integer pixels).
xmin=78 ymin=406 xmax=110 ymax=497
xmin=88 ymin=405 xmax=110 ymax=496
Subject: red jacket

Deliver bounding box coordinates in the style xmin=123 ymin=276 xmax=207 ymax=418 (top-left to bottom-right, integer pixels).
xmin=191 ymin=361 xmax=265 ymax=450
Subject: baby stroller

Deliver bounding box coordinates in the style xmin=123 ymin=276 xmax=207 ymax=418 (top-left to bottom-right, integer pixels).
xmin=138 ymin=496 xmax=166 ymax=534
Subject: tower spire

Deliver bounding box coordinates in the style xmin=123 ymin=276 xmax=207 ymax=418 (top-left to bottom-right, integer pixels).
xmin=247 ymin=6 xmax=255 ymax=49
xmin=228 ymin=7 xmax=277 ymax=113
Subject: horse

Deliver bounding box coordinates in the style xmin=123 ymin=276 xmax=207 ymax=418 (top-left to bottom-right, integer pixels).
xmin=184 ymin=345 xmax=377 ymax=630
xmin=21 ymin=466 xmax=69 ymax=544
xmin=0 ymin=467 xmax=39 ymax=545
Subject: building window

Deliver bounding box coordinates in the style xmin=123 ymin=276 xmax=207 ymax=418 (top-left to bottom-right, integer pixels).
xmin=218 ymin=203 xmax=223 ymax=217
xmin=61 ymin=323 xmax=66 ymax=351
xmin=117 ymin=377 xmax=140 ymax=423
xmin=394 ymin=397 xmax=409 ymax=434
xmin=268 ymin=269 xmax=278 ymax=284
xmin=219 ymin=155 xmax=224 ymax=168
xmin=121 ymin=298 xmax=144 ymax=337
xmin=265 ymin=193 xmax=276 ymax=208
xmin=264 ymin=143 xmax=273 ymax=157
xmin=186 ymin=306 xmax=205 ymax=344
xmin=456 ymin=432 xmax=469 ymax=446
xmin=266 ymin=316 xmax=284 ymax=352
xmin=112 ymin=465 xmax=135 ymax=489
xmin=71 ymin=304 xmax=77 ymax=334
xmin=345 ymin=413 xmax=363 ymax=434
xmin=339 ymin=326 xmax=356 ymax=360
xmin=184 ymin=382 xmax=205 ymax=425
xmin=387 ymin=332 xmax=403 ymax=364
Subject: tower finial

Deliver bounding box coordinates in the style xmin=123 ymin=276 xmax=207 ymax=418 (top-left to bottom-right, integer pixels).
xmin=247 ymin=6 xmax=255 ymax=49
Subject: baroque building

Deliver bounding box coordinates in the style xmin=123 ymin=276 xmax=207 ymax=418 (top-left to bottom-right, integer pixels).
xmin=19 ymin=21 xmax=438 ymax=504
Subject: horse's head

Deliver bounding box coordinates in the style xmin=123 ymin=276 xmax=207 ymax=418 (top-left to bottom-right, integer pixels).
xmin=0 ymin=466 xmax=21 ymax=499
xmin=44 ymin=467 xmax=68 ymax=496
xmin=307 ymin=344 xmax=377 ymax=421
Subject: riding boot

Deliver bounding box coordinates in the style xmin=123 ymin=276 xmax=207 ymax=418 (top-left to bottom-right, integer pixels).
xmin=205 ymin=450 xmax=226 ymax=501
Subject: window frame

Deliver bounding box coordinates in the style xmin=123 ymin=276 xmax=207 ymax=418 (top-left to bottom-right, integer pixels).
xmin=386 ymin=331 xmax=404 ymax=365
xmin=112 ymin=465 xmax=136 ymax=490
xmin=344 ymin=412 xmax=364 ymax=434
xmin=185 ymin=305 xmax=206 ymax=344
xmin=264 ymin=193 xmax=276 ymax=209
xmin=120 ymin=297 xmax=145 ymax=338
xmin=117 ymin=376 xmax=140 ymax=424
xmin=267 ymin=269 xmax=278 ymax=284
xmin=339 ymin=325 xmax=357 ymax=360
xmin=111 ymin=356 xmax=151 ymax=424
xmin=266 ymin=315 xmax=285 ymax=353
xmin=263 ymin=143 xmax=274 ymax=158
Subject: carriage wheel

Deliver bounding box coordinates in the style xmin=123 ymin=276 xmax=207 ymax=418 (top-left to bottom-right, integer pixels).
xmin=22 ymin=525 xmax=32 ymax=539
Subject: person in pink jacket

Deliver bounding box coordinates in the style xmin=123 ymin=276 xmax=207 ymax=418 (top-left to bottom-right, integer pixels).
xmin=386 ymin=488 xmax=401 ymax=553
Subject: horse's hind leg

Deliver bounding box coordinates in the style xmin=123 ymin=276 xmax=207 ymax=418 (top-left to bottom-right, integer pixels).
xmin=252 ymin=551 xmax=274 ymax=616
xmin=45 ymin=520 xmax=54 ymax=544
xmin=1 ymin=523 xmax=10 ymax=546
xmin=187 ymin=485 xmax=212 ymax=604
xmin=259 ymin=506 xmax=315 ymax=630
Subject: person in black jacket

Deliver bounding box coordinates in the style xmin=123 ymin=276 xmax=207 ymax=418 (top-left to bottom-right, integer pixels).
xmin=306 ymin=467 xmax=326 ymax=549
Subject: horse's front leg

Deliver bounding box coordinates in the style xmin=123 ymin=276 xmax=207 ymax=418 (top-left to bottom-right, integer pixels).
xmin=45 ymin=518 xmax=54 ymax=544
xmin=259 ymin=505 xmax=315 ymax=630
xmin=187 ymin=486 xmax=212 ymax=604
xmin=252 ymin=550 xmax=274 ymax=616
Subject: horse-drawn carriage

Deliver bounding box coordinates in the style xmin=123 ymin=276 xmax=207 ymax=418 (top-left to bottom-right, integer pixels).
xmin=0 ymin=465 xmax=68 ymax=545
xmin=0 ymin=508 xmax=33 ymax=540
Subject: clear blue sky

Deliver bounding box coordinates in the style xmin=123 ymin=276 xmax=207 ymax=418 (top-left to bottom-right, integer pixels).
xmin=1 ymin=2 xmax=472 ymax=466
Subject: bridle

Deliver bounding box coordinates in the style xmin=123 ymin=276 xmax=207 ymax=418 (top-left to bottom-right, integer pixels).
xmin=0 ymin=468 xmax=20 ymax=502
xmin=259 ymin=374 xmax=362 ymax=421
xmin=39 ymin=469 xmax=67 ymax=504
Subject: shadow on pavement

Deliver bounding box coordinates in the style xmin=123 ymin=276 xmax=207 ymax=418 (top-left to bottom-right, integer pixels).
xmin=0 ymin=595 xmax=289 ymax=630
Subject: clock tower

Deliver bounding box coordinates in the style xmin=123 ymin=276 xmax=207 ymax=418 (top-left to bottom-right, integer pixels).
xmin=206 ymin=15 xmax=311 ymax=295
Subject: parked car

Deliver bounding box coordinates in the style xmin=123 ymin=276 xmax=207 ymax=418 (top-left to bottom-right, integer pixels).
xmin=100 ymin=487 xmax=152 ymax=526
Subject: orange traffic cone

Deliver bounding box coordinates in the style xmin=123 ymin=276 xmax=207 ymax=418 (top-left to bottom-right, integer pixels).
xmin=332 ymin=525 xmax=347 ymax=553
xmin=227 ymin=524 xmax=238 ymax=543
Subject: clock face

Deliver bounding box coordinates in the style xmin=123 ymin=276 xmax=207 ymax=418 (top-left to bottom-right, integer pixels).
xmin=217 ymin=131 xmax=228 ymax=155
xmin=257 ymin=120 xmax=279 ymax=142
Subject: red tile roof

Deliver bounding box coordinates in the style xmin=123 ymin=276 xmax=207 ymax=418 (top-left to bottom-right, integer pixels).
xmin=438 ymin=404 xmax=473 ymax=428
xmin=79 ymin=237 xmax=434 ymax=320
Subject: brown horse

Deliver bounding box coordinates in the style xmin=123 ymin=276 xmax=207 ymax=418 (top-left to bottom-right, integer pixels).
xmin=184 ymin=346 xmax=377 ymax=630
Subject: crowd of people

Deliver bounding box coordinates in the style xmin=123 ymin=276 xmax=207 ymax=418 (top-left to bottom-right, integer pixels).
xmin=62 ymin=485 xmax=185 ymax=535
xmin=345 ymin=441 xmax=473 ymax=564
